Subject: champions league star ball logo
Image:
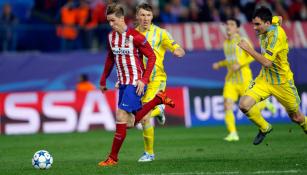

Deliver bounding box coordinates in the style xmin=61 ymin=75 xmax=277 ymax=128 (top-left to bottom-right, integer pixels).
xmin=32 ymin=150 xmax=53 ymax=170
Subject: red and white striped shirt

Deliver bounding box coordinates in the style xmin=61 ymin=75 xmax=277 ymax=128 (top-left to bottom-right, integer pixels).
xmin=100 ymin=28 xmax=156 ymax=86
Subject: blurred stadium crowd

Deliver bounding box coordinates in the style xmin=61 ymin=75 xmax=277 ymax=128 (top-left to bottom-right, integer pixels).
xmin=1 ymin=0 xmax=307 ymax=52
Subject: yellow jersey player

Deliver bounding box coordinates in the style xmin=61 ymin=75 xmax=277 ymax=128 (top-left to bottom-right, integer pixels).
xmin=135 ymin=3 xmax=185 ymax=162
xmin=213 ymin=17 xmax=275 ymax=142
xmin=238 ymin=6 xmax=307 ymax=145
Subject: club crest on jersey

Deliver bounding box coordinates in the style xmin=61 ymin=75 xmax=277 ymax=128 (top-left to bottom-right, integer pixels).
xmin=112 ymin=47 xmax=131 ymax=55
xmin=124 ymin=39 xmax=130 ymax=47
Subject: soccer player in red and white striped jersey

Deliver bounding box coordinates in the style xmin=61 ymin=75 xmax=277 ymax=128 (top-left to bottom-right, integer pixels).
xmin=98 ymin=3 xmax=175 ymax=167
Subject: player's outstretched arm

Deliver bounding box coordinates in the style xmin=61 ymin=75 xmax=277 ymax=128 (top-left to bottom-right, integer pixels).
xmin=238 ymin=39 xmax=272 ymax=67
xmin=134 ymin=32 xmax=156 ymax=84
xmin=212 ymin=60 xmax=228 ymax=70
xmin=99 ymin=46 xmax=115 ymax=92
xmin=162 ymin=29 xmax=185 ymax=58
xmin=212 ymin=62 xmax=220 ymax=70
xmin=173 ymin=47 xmax=185 ymax=58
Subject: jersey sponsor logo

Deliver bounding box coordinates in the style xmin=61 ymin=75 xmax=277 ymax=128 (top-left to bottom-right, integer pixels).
xmin=112 ymin=47 xmax=132 ymax=55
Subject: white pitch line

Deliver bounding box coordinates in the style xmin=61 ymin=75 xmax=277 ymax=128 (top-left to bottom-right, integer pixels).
xmin=251 ymin=170 xmax=300 ymax=174
xmin=138 ymin=169 xmax=302 ymax=175
xmin=138 ymin=172 xmax=239 ymax=175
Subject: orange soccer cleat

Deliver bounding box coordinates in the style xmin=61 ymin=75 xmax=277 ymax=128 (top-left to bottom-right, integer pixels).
xmin=98 ymin=157 xmax=118 ymax=167
xmin=156 ymin=91 xmax=175 ymax=108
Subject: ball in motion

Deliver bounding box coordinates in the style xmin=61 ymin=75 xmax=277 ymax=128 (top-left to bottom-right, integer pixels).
xmin=32 ymin=150 xmax=53 ymax=169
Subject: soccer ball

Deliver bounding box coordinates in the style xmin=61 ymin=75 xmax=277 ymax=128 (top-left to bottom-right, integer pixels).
xmin=32 ymin=150 xmax=53 ymax=169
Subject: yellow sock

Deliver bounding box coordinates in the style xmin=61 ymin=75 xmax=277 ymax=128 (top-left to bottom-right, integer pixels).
xmin=150 ymin=106 xmax=161 ymax=118
xmin=245 ymin=105 xmax=270 ymax=132
xmin=256 ymin=100 xmax=266 ymax=111
xmin=143 ymin=123 xmax=154 ymax=154
xmin=299 ymin=116 xmax=307 ymax=132
xmin=225 ymin=110 xmax=236 ymax=133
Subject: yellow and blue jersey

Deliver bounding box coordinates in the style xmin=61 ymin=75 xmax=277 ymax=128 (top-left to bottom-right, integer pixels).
xmin=258 ymin=24 xmax=293 ymax=84
xmin=217 ymin=34 xmax=254 ymax=84
xmin=136 ymin=24 xmax=181 ymax=82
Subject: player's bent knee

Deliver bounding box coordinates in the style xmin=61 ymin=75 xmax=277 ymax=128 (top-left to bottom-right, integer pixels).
xmin=116 ymin=115 xmax=129 ymax=123
xmin=239 ymin=98 xmax=251 ymax=113
xmin=116 ymin=116 xmax=127 ymax=123
xmin=116 ymin=110 xmax=130 ymax=123
xmin=239 ymin=104 xmax=248 ymax=113
xmin=126 ymin=116 xmax=135 ymax=128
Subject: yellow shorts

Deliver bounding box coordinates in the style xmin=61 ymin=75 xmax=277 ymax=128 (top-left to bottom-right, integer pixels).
xmin=223 ymin=81 xmax=250 ymax=102
xmin=244 ymin=77 xmax=301 ymax=114
xmin=142 ymin=81 xmax=166 ymax=103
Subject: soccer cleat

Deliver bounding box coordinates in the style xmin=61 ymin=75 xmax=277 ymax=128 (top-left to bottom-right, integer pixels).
xmin=300 ymin=125 xmax=307 ymax=134
xmin=300 ymin=117 xmax=307 ymax=134
xmin=98 ymin=157 xmax=118 ymax=167
xmin=156 ymin=91 xmax=175 ymax=108
xmin=138 ymin=152 xmax=155 ymax=162
xmin=156 ymin=105 xmax=166 ymax=125
xmin=253 ymin=124 xmax=273 ymax=145
xmin=224 ymin=132 xmax=239 ymax=142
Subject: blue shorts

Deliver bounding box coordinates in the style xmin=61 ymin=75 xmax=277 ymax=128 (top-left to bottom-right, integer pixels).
xmin=118 ymin=84 xmax=146 ymax=113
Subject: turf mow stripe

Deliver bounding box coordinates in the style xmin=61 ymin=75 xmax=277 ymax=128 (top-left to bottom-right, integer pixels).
xmin=138 ymin=169 xmax=302 ymax=175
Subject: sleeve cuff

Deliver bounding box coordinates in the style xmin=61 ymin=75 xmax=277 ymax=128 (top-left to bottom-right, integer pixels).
xmin=263 ymin=52 xmax=275 ymax=61
xmin=171 ymin=44 xmax=180 ymax=53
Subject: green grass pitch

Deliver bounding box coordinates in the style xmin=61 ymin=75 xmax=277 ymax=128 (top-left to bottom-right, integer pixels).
xmin=0 ymin=124 xmax=306 ymax=175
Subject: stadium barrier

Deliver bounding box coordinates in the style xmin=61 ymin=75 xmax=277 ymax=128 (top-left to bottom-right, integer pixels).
xmin=1 ymin=87 xmax=306 ymax=135
xmin=187 ymin=87 xmax=307 ymax=127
